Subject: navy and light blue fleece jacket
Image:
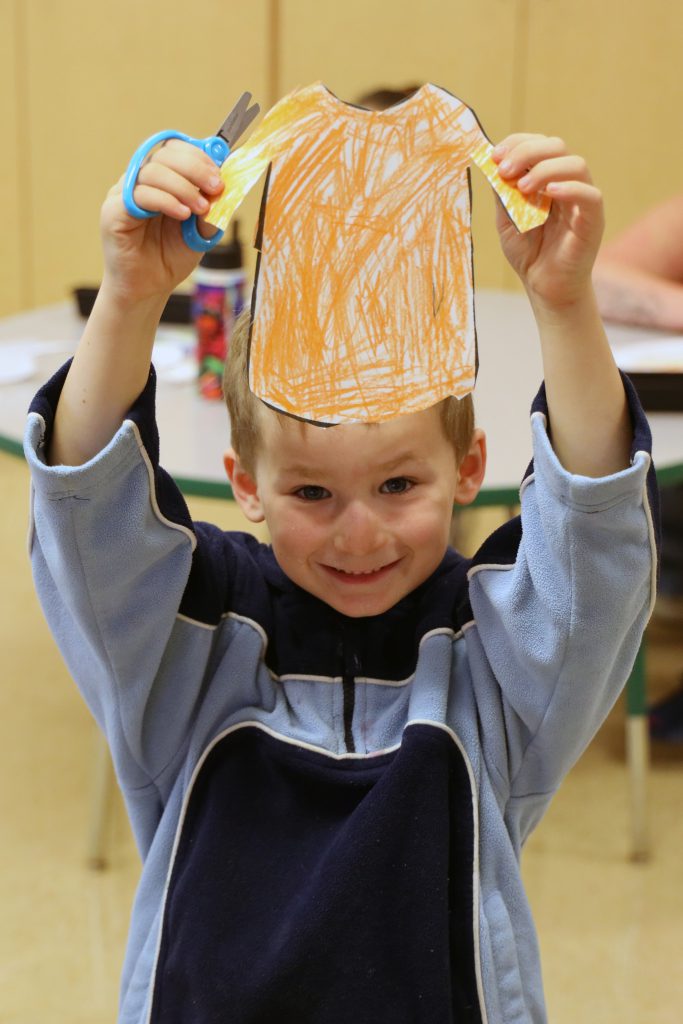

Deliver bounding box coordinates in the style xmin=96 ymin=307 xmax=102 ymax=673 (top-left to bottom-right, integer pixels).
xmin=24 ymin=364 xmax=658 ymax=1024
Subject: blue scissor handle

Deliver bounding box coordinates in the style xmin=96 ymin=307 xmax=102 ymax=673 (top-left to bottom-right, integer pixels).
xmin=122 ymin=129 xmax=229 ymax=253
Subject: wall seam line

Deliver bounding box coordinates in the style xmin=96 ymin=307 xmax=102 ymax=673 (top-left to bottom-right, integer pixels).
xmin=14 ymin=0 xmax=34 ymax=310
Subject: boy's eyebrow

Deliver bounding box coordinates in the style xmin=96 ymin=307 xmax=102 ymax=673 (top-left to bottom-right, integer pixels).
xmin=279 ymin=452 xmax=423 ymax=478
xmin=278 ymin=463 xmax=324 ymax=479
xmin=377 ymin=452 xmax=423 ymax=473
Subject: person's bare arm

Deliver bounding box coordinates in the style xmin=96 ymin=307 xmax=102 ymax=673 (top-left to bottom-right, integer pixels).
xmin=592 ymin=195 xmax=683 ymax=331
xmin=600 ymin=195 xmax=683 ymax=281
xmin=592 ymin=259 xmax=683 ymax=332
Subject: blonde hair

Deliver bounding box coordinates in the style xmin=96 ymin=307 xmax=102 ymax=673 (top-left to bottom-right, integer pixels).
xmin=223 ymin=309 xmax=475 ymax=474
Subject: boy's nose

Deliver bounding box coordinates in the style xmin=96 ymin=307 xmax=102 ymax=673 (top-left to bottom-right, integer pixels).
xmin=332 ymin=501 xmax=386 ymax=556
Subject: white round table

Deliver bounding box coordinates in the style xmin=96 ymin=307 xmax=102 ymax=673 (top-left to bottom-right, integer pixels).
xmin=2 ymin=293 xmax=682 ymax=503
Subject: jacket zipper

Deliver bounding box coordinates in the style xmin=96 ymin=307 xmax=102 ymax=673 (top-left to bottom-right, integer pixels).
xmin=342 ymin=668 xmax=356 ymax=753
xmin=338 ymin=626 xmax=358 ymax=753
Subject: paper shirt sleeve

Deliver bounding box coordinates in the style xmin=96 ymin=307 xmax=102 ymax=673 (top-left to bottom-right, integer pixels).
xmin=448 ymin=98 xmax=551 ymax=234
xmin=206 ymin=87 xmax=317 ymax=232
xmin=471 ymin=139 xmax=551 ymax=233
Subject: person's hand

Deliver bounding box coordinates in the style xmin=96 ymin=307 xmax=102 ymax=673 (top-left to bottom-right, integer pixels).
xmin=493 ymin=134 xmax=604 ymax=311
xmin=100 ymin=140 xmax=225 ymax=307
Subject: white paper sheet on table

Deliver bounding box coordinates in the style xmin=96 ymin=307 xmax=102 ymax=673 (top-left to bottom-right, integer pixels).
xmin=152 ymin=328 xmax=196 ymax=384
xmin=612 ymin=337 xmax=683 ymax=373
xmin=0 ymin=332 xmax=196 ymax=386
xmin=0 ymin=341 xmax=73 ymax=384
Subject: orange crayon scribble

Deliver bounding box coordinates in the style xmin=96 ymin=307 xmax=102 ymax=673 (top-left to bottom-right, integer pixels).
xmin=206 ymin=89 xmax=321 ymax=232
xmin=207 ymin=83 xmax=552 ymax=424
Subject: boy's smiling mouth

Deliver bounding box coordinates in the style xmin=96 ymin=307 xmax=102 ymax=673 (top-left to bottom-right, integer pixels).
xmin=321 ymin=559 xmax=402 ymax=583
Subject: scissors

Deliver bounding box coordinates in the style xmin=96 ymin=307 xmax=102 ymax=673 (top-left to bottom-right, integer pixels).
xmin=123 ymin=91 xmax=260 ymax=253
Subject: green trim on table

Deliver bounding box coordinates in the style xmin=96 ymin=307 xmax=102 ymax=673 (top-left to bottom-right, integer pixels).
xmin=172 ymin=476 xmax=235 ymax=500
xmin=470 ymin=486 xmax=519 ymax=508
xmin=0 ymin=435 xmax=24 ymax=458
xmin=653 ymin=462 xmax=683 ymax=486
xmin=467 ymin=459 xmax=683 ymax=506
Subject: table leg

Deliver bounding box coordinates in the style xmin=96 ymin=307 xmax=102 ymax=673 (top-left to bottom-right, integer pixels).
xmin=86 ymin=729 xmax=114 ymax=870
xmin=625 ymin=643 xmax=650 ymax=862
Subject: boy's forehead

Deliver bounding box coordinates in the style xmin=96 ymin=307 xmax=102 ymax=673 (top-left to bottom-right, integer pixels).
xmin=258 ymin=402 xmax=447 ymax=464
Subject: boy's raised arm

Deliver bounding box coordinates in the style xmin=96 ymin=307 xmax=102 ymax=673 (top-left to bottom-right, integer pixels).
xmin=493 ymin=135 xmax=632 ymax=478
xmin=49 ymin=142 xmax=224 ymax=467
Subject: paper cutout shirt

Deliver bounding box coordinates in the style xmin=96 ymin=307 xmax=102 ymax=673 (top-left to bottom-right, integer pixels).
xmin=207 ymin=82 xmax=550 ymax=424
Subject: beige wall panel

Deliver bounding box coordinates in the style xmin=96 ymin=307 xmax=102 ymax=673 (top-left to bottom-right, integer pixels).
xmin=22 ymin=0 xmax=269 ymax=309
xmin=0 ymin=2 xmax=25 ymax=315
xmin=280 ymin=0 xmax=522 ymax=288
xmin=524 ymin=0 xmax=683 ymax=241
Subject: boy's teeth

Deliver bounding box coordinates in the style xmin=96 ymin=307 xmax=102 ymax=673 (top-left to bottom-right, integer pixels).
xmin=340 ymin=567 xmax=379 ymax=575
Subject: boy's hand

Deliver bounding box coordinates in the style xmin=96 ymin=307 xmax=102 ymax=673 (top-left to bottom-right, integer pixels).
xmin=493 ymin=134 xmax=604 ymax=311
xmin=100 ymin=140 xmax=225 ymax=306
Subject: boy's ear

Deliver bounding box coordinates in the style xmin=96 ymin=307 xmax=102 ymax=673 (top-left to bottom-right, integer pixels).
xmin=223 ymin=448 xmax=265 ymax=523
xmin=453 ymin=428 xmax=487 ymax=506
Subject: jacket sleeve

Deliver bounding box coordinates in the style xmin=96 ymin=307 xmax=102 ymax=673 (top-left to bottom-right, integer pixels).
xmin=466 ymin=374 xmax=658 ymax=813
xmin=23 ymin=361 xmax=246 ymax=793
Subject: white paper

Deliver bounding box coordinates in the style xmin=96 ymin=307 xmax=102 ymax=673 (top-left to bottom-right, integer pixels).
xmin=613 ymin=337 xmax=683 ymax=373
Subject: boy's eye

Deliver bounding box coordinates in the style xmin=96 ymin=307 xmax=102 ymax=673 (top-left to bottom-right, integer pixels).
xmin=380 ymin=476 xmax=414 ymax=495
xmin=294 ymin=485 xmax=330 ymax=501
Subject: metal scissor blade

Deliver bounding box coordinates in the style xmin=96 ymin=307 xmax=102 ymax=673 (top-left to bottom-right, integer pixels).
xmin=217 ymin=91 xmax=260 ymax=150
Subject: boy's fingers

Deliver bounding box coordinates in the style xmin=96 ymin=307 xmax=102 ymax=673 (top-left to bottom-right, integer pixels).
xmin=546 ymin=181 xmax=605 ymax=240
xmin=493 ymin=132 xmax=542 ymax=156
xmin=129 ymin=183 xmax=192 ymax=221
xmin=197 ymin=216 xmax=221 ymax=241
xmin=137 ymin=161 xmax=211 ymax=216
xmin=517 ymin=155 xmax=592 ymax=194
xmin=107 ymin=174 xmax=125 ymax=199
xmin=495 ymin=135 xmax=569 ymax=178
xmin=545 ymin=179 xmax=603 ymax=208
xmin=149 ymin=140 xmax=224 ymax=196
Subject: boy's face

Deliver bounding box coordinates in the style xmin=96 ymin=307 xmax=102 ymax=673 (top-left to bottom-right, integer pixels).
xmin=227 ymin=404 xmax=485 ymax=618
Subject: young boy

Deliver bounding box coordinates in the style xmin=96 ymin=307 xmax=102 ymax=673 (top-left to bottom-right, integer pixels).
xmin=25 ymin=131 xmax=657 ymax=1023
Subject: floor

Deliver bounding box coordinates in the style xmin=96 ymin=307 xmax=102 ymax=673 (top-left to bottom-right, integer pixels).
xmin=2 ymin=449 xmax=683 ymax=1023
